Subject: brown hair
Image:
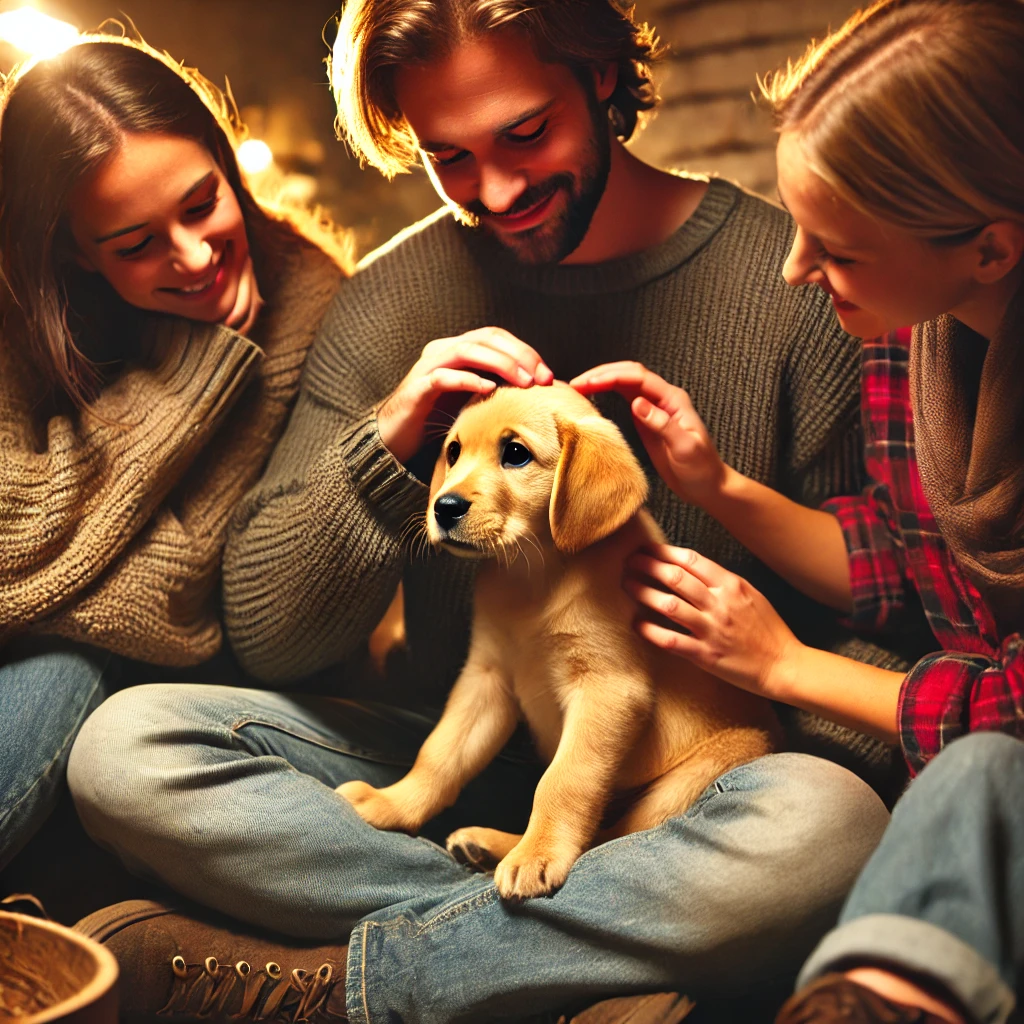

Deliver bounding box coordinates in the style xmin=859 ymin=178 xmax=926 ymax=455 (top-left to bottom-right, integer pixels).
xmin=0 ymin=35 xmax=348 ymax=409
xmin=330 ymin=0 xmax=663 ymax=178
xmin=761 ymin=0 xmax=1024 ymax=241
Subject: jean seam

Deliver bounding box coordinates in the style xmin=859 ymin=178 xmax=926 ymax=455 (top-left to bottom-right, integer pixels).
xmin=228 ymin=716 xmax=413 ymax=767
xmin=412 ymin=885 xmax=502 ymax=936
xmin=359 ymin=922 xmax=372 ymax=1024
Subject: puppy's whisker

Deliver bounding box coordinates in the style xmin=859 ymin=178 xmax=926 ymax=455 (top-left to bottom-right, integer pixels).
xmin=400 ymin=513 xmax=429 ymax=555
xmin=521 ymin=529 xmax=546 ymax=572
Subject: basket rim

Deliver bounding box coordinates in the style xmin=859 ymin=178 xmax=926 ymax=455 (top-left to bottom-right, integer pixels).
xmin=0 ymin=909 xmax=118 ymax=1024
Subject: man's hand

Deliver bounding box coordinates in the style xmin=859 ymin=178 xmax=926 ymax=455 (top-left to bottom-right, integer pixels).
xmin=623 ymin=544 xmax=801 ymax=699
xmin=571 ymin=362 xmax=726 ymax=506
xmin=378 ymin=327 xmax=553 ymax=464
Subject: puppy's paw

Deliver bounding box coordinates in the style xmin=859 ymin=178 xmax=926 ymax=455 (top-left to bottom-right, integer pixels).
xmin=446 ymin=827 xmax=519 ymax=872
xmin=337 ymin=779 xmax=421 ymax=833
xmin=493 ymin=839 xmax=580 ymax=900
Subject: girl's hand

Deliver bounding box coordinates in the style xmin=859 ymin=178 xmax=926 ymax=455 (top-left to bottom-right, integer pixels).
xmin=624 ymin=544 xmax=800 ymax=698
xmin=377 ymin=327 xmax=553 ymax=464
xmin=571 ymin=362 xmax=726 ymax=506
xmin=225 ymin=253 xmax=264 ymax=336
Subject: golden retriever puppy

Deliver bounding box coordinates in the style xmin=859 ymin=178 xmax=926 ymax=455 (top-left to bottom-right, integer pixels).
xmin=339 ymin=383 xmax=780 ymax=900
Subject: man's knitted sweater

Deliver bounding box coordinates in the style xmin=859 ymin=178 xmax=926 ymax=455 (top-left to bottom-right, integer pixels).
xmin=225 ymin=179 xmax=874 ymax=709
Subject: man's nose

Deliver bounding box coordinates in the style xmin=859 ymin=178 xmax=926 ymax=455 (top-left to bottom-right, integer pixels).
xmin=170 ymin=229 xmax=214 ymax=275
xmin=477 ymin=161 xmax=528 ymax=215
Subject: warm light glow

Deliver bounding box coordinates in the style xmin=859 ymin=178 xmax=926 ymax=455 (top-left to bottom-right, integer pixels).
xmin=0 ymin=8 xmax=79 ymax=58
xmin=238 ymin=138 xmax=274 ymax=175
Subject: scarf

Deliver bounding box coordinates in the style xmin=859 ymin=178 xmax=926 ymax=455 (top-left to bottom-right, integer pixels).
xmin=910 ymin=287 xmax=1024 ymax=635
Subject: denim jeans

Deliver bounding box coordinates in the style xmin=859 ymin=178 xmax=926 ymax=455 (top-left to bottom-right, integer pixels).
xmin=69 ymin=683 xmax=890 ymax=1024
xmin=798 ymin=732 xmax=1024 ymax=1024
xmin=0 ymin=640 xmax=111 ymax=869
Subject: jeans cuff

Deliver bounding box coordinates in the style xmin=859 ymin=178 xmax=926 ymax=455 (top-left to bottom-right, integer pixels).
xmin=797 ymin=914 xmax=1016 ymax=1024
xmin=345 ymin=919 xmax=377 ymax=1024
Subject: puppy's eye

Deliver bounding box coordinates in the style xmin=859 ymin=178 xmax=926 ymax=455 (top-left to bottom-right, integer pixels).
xmin=446 ymin=441 xmax=461 ymax=467
xmin=501 ymin=441 xmax=532 ymax=468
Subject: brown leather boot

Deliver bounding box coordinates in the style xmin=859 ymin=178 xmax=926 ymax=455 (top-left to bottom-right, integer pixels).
xmin=75 ymin=899 xmax=348 ymax=1023
xmin=775 ymin=975 xmax=955 ymax=1023
xmin=559 ymin=992 xmax=696 ymax=1023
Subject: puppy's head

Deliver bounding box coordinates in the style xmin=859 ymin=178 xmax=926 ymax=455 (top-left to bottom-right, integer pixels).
xmin=426 ymin=382 xmax=648 ymax=559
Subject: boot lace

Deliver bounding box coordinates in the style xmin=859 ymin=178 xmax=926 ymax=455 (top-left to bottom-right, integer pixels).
xmin=158 ymin=955 xmax=345 ymax=1022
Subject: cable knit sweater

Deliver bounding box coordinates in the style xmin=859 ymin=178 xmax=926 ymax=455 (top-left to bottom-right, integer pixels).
xmin=0 ymin=230 xmax=344 ymax=665
xmin=224 ymin=179 xmax=880 ymax=706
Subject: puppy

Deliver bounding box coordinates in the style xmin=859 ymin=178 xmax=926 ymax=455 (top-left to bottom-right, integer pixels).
xmin=339 ymin=383 xmax=780 ymax=900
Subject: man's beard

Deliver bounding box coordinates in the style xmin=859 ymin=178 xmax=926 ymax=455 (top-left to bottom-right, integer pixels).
xmin=457 ymin=96 xmax=612 ymax=265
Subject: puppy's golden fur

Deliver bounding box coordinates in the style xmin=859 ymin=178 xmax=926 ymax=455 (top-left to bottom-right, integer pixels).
xmin=339 ymin=383 xmax=780 ymax=900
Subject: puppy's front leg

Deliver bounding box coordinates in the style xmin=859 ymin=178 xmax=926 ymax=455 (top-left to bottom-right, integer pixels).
xmin=494 ymin=671 xmax=651 ymax=900
xmin=338 ymin=659 xmax=517 ymax=835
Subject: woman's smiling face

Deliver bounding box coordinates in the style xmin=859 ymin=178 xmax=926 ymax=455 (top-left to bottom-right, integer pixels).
xmin=68 ymin=131 xmax=252 ymax=324
xmin=776 ymin=130 xmax=982 ymax=339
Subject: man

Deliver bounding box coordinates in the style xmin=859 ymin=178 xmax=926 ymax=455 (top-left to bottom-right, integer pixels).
xmin=67 ymin=2 xmax=896 ymax=1021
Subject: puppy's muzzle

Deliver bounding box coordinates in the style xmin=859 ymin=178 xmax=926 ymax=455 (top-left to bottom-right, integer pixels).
xmin=434 ymin=493 xmax=472 ymax=534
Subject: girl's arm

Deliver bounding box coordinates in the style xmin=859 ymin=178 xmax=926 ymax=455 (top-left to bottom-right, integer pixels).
xmin=0 ymin=320 xmax=258 ymax=634
xmin=625 ymin=544 xmax=900 ymax=742
xmin=572 ymin=362 xmax=852 ymax=611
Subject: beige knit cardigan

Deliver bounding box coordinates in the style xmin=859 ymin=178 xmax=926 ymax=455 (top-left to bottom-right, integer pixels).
xmin=0 ymin=231 xmax=343 ymax=665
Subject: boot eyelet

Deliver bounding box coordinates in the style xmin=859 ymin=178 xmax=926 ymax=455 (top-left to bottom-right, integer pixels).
xmin=204 ymin=956 xmax=219 ymax=976
xmin=235 ymin=960 xmax=251 ymax=978
xmin=266 ymin=962 xmax=282 ymax=980
xmin=171 ymin=956 xmax=187 ymax=978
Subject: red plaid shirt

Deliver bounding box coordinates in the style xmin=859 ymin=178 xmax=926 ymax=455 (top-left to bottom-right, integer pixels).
xmin=822 ymin=328 xmax=1024 ymax=775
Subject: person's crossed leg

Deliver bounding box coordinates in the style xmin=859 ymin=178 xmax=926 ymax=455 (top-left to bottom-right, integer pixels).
xmin=69 ymin=682 xmax=889 ymax=1023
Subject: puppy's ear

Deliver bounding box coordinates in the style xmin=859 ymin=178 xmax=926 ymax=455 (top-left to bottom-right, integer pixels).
xmin=549 ymin=415 xmax=648 ymax=554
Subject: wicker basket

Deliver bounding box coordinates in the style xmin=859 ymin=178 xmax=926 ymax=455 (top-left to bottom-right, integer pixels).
xmin=0 ymin=911 xmax=117 ymax=1024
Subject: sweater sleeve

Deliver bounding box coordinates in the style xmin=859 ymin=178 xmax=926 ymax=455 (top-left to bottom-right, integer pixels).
xmin=0 ymin=320 xmax=259 ymax=634
xmin=222 ymin=232 xmax=461 ymax=683
xmin=898 ymin=634 xmax=1024 ymax=774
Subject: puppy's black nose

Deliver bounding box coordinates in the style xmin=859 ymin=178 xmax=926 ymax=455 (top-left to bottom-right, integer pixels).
xmin=434 ymin=493 xmax=471 ymax=532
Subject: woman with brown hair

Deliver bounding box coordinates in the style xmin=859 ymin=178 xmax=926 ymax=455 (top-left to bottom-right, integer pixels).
xmin=0 ymin=33 xmax=348 ymax=869
xmin=575 ymin=0 xmax=1023 ymax=1020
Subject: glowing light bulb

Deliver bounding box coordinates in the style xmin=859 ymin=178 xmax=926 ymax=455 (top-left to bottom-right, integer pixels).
xmin=238 ymin=138 xmax=274 ymax=175
xmin=0 ymin=8 xmax=79 ymax=59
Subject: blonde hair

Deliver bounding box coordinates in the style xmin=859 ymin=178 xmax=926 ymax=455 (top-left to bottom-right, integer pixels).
xmin=761 ymin=0 xmax=1024 ymax=241
xmin=330 ymin=0 xmax=663 ymax=179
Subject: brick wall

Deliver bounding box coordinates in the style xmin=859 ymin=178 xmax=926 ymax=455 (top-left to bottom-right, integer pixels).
xmin=630 ymin=0 xmax=862 ymax=197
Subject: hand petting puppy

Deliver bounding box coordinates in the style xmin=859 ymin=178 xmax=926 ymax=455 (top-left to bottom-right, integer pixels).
xmin=571 ymin=361 xmax=792 ymax=697
xmin=379 ymin=326 xmax=554 ymax=463
xmin=623 ymin=544 xmax=798 ymax=701
xmin=571 ymin=361 xmax=726 ymax=507
xmin=572 ymin=362 xmax=903 ymax=744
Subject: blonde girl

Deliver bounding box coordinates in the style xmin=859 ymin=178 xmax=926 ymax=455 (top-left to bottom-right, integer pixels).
xmin=575 ymin=1 xmax=1024 ymax=1020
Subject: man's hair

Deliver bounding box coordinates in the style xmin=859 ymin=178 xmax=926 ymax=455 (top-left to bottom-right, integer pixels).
xmin=330 ymin=0 xmax=663 ymax=178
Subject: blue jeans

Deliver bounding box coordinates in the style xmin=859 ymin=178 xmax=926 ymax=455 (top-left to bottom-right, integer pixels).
xmin=0 ymin=640 xmax=111 ymax=869
xmin=798 ymin=732 xmax=1024 ymax=1024
xmin=68 ymin=683 xmax=889 ymax=1024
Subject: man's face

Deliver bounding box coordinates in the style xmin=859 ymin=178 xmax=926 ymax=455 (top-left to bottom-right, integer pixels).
xmin=393 ymin=30 xmax=614 ymax=265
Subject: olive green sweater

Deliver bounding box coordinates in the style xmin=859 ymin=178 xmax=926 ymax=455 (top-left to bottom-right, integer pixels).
xmin=224 ymin=179 xmax=873 ymax=708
